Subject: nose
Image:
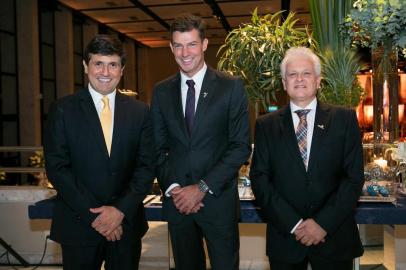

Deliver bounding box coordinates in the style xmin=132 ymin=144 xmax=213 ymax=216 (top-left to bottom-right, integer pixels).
xmin=181 ymin=47 xmax=189 ymax=57
xmin=101 ymin=64 xmax=109 ymax=75
xmin=296 ymin=73 xmax=304 ymax=81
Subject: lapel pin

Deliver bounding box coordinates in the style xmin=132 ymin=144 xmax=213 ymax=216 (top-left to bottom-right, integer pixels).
xmin=317 ymin=124 xmax=324 ymax=130
xmin=203 ymin=92 xmax=208 ymax=98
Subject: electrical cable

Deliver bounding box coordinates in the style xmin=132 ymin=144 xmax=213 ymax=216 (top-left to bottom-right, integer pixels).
xmin=1 ymin=235 xmax=50 ymax=270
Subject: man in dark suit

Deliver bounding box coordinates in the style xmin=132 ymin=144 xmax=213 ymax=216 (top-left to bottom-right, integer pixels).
xmin=151 ymin=15 xmax=251 ymax=270
xmin=250 ymin=47 xmax=364 ymax=270
xmin=44 ymin=35 xmax=155 ymax=270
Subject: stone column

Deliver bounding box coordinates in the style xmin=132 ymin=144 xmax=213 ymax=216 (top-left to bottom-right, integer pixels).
xmin=123 ymin=39 xmax=137 ymax=93
xmin=82 ymin=20 xmax=98 ymax=87
xmin=54 ymin=5 xmax=74 ymax=98
xmin=16 ymin=0 xmax=41 ymax=146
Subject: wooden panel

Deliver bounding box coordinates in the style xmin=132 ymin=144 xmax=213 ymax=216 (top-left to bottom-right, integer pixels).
xmin=108 ymin=21 xmax=168 ymax=33
xmin=140 ymin=0 xmax=203 ymax=5
xmin=219 ymin=1 xmax=281 ymax=16
xmin=83 ymin=8 xmax=152 ymax=23
xmin=151 ymin=3 xmax=212 ymax=19
xmin=58 ymin=0 xmax=133 ymax=10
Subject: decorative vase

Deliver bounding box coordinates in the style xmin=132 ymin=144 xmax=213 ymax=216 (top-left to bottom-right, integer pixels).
xmin=372 ymin=39 xmax=399 ymax=142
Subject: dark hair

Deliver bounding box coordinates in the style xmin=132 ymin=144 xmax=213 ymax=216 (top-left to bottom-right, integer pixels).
xmin=83 ymin=35 xmax=126 ymax=66
xmin=170 ymin=14 xmax=206 ymax=41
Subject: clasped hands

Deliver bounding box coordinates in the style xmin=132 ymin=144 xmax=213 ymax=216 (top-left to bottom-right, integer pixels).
xmin=294 ymin=218 xmax=327 ymax=246
xmin=90 ymin=206 xmax=124 ymax=242
xmin=171 ymin=185 xmax=206 ymax=215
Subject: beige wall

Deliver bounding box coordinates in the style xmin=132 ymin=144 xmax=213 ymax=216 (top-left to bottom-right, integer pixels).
xmin=137 ymin=44 xmax=221 ymax=104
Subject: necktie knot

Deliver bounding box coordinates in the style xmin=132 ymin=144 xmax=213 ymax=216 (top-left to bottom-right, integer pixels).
xmin=186 ymin=79 xmax=195 ymax=88
xmin=102 ymin=96 xmax=110 ymax=109
xmin=295 ymin=109 xmax=310 ymax=120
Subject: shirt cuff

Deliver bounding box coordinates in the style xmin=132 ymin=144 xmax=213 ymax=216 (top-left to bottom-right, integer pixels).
xmin=290 ymin=219 xmax=303 ymax=234
xmin=165 ymin=183 xmax=180 ymax=197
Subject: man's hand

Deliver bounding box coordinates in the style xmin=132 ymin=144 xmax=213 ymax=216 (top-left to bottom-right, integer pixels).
xmin=172 ymin=184 xmax=205 ymax=215
xmin=90 ymin=206 xmax=124 ymax=237
xmin=294 ymin=218 xmax=327 ymax=246
xmin=105 ymin=224 xmax=123 ymax=242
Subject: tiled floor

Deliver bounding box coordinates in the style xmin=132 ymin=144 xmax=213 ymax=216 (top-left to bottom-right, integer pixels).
xmin=0 ymin=223 xmax=389 ymax=270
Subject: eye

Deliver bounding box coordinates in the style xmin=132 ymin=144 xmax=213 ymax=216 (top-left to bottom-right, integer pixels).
xmin=109 ymin=62 xmax=120 ymax=69
xmin=172 ymin=43 xmax=182 ymax=49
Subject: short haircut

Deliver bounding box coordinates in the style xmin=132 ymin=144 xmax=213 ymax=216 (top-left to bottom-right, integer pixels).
xmin=170 ymin=14 xmax=206 ymax=41
xmin=83 ymin=35 xmax=126 ymax=66
xmin=280 ymin=47 xmax=321 ymax=78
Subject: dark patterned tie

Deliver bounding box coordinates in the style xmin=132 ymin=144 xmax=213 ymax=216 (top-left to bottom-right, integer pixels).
xmin=295 ymin=109 xmax=311 ymax=168
xmin=185 ymin=80 xmax=195 ymax=135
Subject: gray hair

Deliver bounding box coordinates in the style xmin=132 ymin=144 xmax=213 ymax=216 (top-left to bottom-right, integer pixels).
xmin=280 ymin=47 xmax=321 ymax=78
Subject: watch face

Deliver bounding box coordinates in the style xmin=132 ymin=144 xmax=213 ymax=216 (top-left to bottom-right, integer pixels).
xmin=198 ymin=181 xmax=209 ymax=192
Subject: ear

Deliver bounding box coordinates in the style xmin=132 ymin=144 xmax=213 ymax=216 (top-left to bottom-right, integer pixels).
xmin=316 ymin=75 xmax=322 ymax=89
xmin=202 ymin=38 xmax=208 ymax=52
xmin=169 ymin=41 xmax=174 ymax=53
xmin=282 ymin=78 xmax=287 ymax=91
xmin=83 ymin=60 xmax=88 ymax=74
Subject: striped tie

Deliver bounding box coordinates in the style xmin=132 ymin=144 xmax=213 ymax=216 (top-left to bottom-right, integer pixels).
xmin=295 ymin=109 xmax=311 ymax=168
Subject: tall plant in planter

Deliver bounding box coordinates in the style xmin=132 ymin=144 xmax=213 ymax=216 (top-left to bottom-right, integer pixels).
xmin=309 ymin=0 xmax=364 ymax=108
xmin=342 ymin=0 xmax=406 ymax=141
xmin=217 ymin=9 xmax=313 ymax=114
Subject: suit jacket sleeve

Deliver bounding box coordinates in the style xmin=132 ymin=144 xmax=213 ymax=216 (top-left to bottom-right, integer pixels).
xmin=250 ymin=119 xmax=303 ymax=234
xmin=114 ymin=104 xmax=155 ymax=222
xmin=313 ymin=110 xmax=364 ymax=235
xmin=44 ymin=102 xmax=99 ymax=226
xmin=151 ymin=86 xmax=177 ymax=192
xmin=203 ymin=78 xmax=251 ymax=196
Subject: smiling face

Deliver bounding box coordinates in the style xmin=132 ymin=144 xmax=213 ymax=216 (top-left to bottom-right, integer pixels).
xmin=170 ymin=29 xmax=208 ymax=77
xmin=282 ymin=58 xmax=321 ymax=107
xmin=83 ymin=53 xmax=123 ymax=95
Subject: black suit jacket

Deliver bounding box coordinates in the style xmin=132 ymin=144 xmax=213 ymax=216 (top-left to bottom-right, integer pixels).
xmin=44 ymin=89 xmax=155 ymax=245
xmin=151 ymin=67 xmax=251 ymax=225
xmin=250 ymin=102 xmax=364 ymax=262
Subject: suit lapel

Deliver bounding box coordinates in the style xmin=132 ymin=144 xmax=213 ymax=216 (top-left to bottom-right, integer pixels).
xmin=170 ymin=73 xmax=189 ymax=140
xmin=279 ymin=105 xmax=307 ymax=171
xmin=192 ymin=67 xmax=216 ymax=136
xmin=307 ymin=102 xmax=331 ymax=172
xmin=79 ymin=89 xmax=109 ymax=156
xmin=110 ymin=91 xmax=128 ymax=159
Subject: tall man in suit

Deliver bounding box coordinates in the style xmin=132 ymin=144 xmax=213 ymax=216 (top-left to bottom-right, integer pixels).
xmin=151 ymin=15 xmax=251 ymax=270
xmin=44 ymin=35 xmax=155 ymax=270
xmin=250 ymin=47 xmax=364 ymax=270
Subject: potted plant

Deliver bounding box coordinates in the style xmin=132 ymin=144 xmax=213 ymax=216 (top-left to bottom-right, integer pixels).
xmin=341 ymin=0 xmax=406 ymax=141
xmin=309 ymin=0 xmax=364 ymax=108
xmin=341 ymin=0 xmax=406 ymax=54
xmin=217 ymin=9 xmax=314 ymax=115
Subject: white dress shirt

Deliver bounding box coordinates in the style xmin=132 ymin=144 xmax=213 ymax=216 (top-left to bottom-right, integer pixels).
xmin=88 ymin=84 xmax=116 ymax=139
xmin=165 ymin=64 xmax=208 ymax=197
xmin=289 ymin=97 xmax=317 ymax=234
xmin=180 ymin=63 xmax=207 ymax=114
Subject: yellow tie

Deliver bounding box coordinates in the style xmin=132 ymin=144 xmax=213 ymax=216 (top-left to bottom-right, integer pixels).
xmin=101 ymin=96 xmax=112 ymax=155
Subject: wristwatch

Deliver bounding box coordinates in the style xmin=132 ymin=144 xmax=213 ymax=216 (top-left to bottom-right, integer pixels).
xmin=198 ymin=180 xmax=210 ymax=193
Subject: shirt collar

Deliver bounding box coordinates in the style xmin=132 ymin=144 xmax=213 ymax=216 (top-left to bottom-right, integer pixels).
xmin=290 ymin=98 xmax=317 ymax=113
xmin=88 ymin=83 xmax=116 ymax=105
xmin=180 ymin=63 xmax=207 ymax=89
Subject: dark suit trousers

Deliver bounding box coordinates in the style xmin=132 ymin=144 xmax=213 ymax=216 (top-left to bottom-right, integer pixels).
xmin=269 ymin=255 xmax=353 ymax=270
xmin=61 ymin=237 xmax=141 ymax=270
xmin=168 ymin=215 xmax=239 ymax=270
